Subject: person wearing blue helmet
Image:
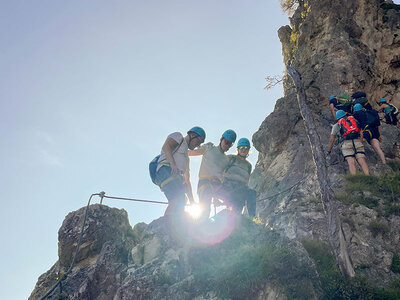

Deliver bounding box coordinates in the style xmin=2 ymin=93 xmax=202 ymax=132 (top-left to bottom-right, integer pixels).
xmin=327 ymin=110 xmax=370 ymax=175
xmin=221 ymin=138 xmax=256 ymax=217
xmin=188 ymin=129 xmax=237 ymax=222
xmin=377 ymin=97 xmax=399 ymax=126
xmin=353 ymin=104 xmax=386 ymax=164
xmin=154 ymin=126 xmax=206 ymax=218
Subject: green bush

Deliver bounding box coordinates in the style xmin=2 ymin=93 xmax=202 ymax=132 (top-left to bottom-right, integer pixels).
xmin=301 ymin=239 xmax=400 ymax=299
xmin=381 ymin=3 xmax=400 ymax=11
xmin=368 ymin=221 xmax=390 ymax=237
xmin=189 ymin=218 xmax=316 ymax=299
xmin=391 ymin=253 xmax=400 ymax=273
xmin=338 ymin=169 xmax=400 ymax=216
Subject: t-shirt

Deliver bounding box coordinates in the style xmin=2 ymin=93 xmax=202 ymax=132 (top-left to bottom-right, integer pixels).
xmin=223 ymin=155 xmax=252 ymax=185
xmin=331 ymin=123 xmax=341 ymax=139
xmin=198 ymin=142 xmax=229 ymax=180
xmin=157 ymin=132 xmax=189 ymax=173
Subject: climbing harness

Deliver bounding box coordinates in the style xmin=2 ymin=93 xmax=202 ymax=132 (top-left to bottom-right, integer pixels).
xmin=39 ymin=192 xmax=167 ymax=300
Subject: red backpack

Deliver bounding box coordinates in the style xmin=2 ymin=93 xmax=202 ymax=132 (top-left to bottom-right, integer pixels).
xmin=338 ymin=116 xmax=360 ymax=140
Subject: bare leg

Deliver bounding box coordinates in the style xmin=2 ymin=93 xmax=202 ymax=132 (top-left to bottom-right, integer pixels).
xmin=357 ymin=157 xmax=370 ymax=175
xmin=346 ymin=157 xmax=357 ymax=175
xmin=370 ymin=139 xmax=386 ymax=164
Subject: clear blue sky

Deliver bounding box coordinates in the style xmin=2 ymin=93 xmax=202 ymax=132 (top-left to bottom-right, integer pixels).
xmin=0 ymin=1 xmax=288 ymax=298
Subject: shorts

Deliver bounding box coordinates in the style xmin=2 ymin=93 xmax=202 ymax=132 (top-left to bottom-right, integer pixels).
xmin=197 ymin=178 xmax=225 ymax=205
xmin=341 ymin=139 xmax=365 ymax=159
xmin=154 ymin=166 xmax=185 ymax=207
xmin=362 ymin=127 xmax=380 ymax=144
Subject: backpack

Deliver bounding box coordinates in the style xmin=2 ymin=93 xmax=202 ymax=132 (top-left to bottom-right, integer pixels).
xmin=149 ymin=155 xmax=161 ymax=184
xmin=352 ymin=91 xmax=371 ymax=110
xmin=353 ymin=97 xmax=368 ymax=107
xmin=387 ymin=104 xmax=399 ymax=115
xmin=337 ymin=93 xmax=352 ymax=106
xmin=336 ymin=93 xmax=352 ymax=109
xmin=352 ymin=91 xmax=366 ymax=99
xmin=149 ymin=138 xmax=184 ymax=185
xmin=365 ymin=110 xmax=380 ymax=128
xmin=338 ymin=116 xmax=360 ymax=140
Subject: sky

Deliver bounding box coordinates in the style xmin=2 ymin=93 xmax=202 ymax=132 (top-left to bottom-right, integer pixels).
xmin=0 ymin=1 xmax=289 ymax=299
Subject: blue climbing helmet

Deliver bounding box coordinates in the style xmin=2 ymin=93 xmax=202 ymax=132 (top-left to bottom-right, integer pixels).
xmin=188 ymin=126 xmax=206 ymax=141
xmin=353 ymin=103 xmax=363 ymax=112
xmin=237 ymin=138 xmax=251 ymax=148
xmin=379 ymin=98 xmax=387 ymax=103
xmin=336 ymin=110 xmax=346 ymax=120
xmin=222 ymin=129 xmax=237 ymax=143
xmin=329 ymin=94 xmax=335 ymax=100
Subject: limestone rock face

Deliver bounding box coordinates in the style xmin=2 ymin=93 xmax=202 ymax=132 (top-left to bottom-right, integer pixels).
xmin=251 ymin=0 xmax=400 ymax=288
xmin=30 ymin=207 xmax=317 ymax=299
xmin=58 ymin=204 xmax=133 ymax=269
xmin=29 ymin=205 xmax=135 ymax=300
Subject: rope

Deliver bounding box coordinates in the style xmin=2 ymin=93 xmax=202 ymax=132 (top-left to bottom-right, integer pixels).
xmin=256 ymin=178 xmax=305 ymax=202
xmin=102 ymin=194 xmax=168 ymax=205
xmin=39 ymin=192 xmax=167 ymax=299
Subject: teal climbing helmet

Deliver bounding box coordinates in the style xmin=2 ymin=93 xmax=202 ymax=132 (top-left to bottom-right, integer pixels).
xmin=353 ymin=103 xmax=363 ymax=112
xmin=379 ymin=98 xmax=387 ymax=103
xmin=336 ymin=110 xmax=346 ymax=120
xmin=237 ymin=138 xmax=251 ymax=148
xmin=329 ymin=95 xmax=335 ymax=100
xmin=188 ymin=126 xmax=206 ymax=141
xmin=222 ymin=129 xmax=237 ymax=143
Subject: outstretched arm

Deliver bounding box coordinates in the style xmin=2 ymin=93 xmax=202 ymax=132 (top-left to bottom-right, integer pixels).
xmin=329 ymin=103 xmax=336 ymax=120
xmin=188 ymin=148 xmax=205 ymax=156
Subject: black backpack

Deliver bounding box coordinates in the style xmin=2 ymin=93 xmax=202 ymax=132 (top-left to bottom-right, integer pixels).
xmin=365 ymin=110 xmax=380 ymax=128
xmin=352 ymin=91 xmax=372 ymax=110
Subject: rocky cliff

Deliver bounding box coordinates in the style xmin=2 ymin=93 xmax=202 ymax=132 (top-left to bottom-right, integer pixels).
xmin=31 ymin=0 xmax=400 ymax=299
xmin=30 ymin=205 xmax=323 ymax=299
xmin=251 ymin=0 xmax=400 ymax=289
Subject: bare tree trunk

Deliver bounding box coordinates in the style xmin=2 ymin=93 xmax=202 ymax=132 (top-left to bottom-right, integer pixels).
xmin=286 ymin=65 xmax=355 ymax=277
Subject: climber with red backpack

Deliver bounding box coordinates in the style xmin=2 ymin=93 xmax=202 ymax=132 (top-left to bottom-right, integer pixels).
xmin=327 ymin=110 xmax=370 ymax=175
xmin=150 ymin=126 xmax=206 ymax=217
xmin=353 ymin=103 xmax=386 ymax=164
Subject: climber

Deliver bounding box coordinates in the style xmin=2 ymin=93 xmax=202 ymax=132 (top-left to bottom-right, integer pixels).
xmin=153 ymin=126 xmax=206 ymax=217
xmin=352 ymin=103 xmax=386 ymax=164
xmin=327 ymin=110 xmax=370 ymax=175
xmin=351 ymin=91 xmax=373 ymax=111
xmin=329 ymin=93 xmax=353 ymax=120
xmin=221 ymin=138 xmax=256 ymax=217
xmin=377 ymin=98 xmax=400 ymax=126
xmin=188 ymin=129 xmax=237 ymax=222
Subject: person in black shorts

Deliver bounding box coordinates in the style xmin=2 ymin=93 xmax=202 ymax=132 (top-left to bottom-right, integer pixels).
xmin=353 ymin=104 xmax=386 ymax=164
